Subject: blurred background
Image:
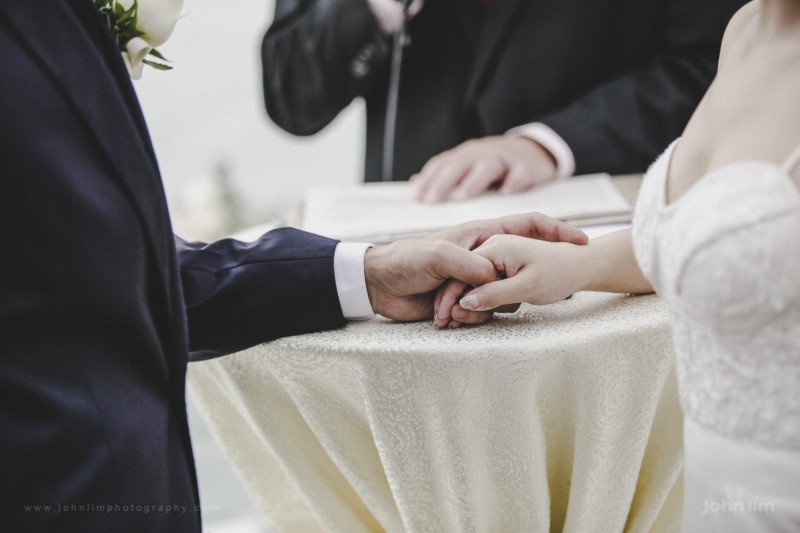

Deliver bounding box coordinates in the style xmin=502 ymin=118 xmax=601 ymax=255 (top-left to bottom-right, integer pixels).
xmin=136 ymin=0 xmax=365 ymax=242
xmin=133 ymin=1 xmax=365 ymax=530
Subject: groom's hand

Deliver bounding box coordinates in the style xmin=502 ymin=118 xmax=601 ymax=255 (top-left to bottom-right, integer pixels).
xmin=363 ymin=213 xmax=588 ymax=322
xmin=423 ymin=211 xmax=588 ymax=250
xmin=364 ymin=240 xmax=496 ymax=321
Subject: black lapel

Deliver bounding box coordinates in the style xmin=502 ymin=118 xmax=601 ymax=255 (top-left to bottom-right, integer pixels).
xmin=73 ymin=0 xmax=163 ymax=171
xmin=465 ymin=0 xmax=525 ymax=101
xmin=0 ymin=1 xmax=176 ymax=321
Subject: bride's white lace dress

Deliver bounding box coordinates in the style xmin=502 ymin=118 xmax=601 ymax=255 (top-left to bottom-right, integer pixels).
xmin=632 ymin=139 xmax=800 ymax=532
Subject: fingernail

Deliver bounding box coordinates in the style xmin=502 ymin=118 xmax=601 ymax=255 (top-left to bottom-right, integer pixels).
xmin=460 ymin=294 xmax=478 ymax=310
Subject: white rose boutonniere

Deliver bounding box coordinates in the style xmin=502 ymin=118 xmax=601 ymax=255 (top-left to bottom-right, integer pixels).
xmin=94 ymin=0 xmax=184 ymax=80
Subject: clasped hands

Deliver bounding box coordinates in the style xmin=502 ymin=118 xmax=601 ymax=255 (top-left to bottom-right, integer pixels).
xmin=363 ymin=212 xmax=593 ymax=328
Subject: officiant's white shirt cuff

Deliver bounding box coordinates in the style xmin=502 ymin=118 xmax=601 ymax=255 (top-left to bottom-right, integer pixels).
xmin=334 ymin=242 xmax=375 ymax=320
xmin=507 ymin=122 xmax=576 ymax=180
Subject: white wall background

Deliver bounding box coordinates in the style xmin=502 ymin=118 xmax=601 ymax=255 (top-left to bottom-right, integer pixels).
xmin=134 ymin=0 xmax=365 ymax=240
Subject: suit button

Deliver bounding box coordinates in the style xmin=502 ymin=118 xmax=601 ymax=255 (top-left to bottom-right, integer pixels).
xmin=350 ymin=57 xmax=370 ymax=79
xmin=350 ymin=43 xmax=377 ymax=79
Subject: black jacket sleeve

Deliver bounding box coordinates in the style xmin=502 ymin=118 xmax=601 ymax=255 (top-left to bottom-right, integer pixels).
xmin=176 ymin=228 xmax=347 ymax=360
xmin=262 ymin=0 xmax=391 ymax=135
xmin=538 ymin=0 xmax=745 ymax=175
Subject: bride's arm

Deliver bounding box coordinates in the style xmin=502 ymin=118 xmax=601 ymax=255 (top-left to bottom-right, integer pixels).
xmin=437 ymin=228 xmax=652 ymax=325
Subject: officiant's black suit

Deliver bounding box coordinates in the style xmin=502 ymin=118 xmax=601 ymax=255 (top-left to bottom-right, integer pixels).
xmin=0 ymin=2 xmax=347 ymax=531
xmin=263 ymin=0 xmax=746 ymax=181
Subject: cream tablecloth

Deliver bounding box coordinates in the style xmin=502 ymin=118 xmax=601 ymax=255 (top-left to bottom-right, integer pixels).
xmin=188 ymin=291 xmax=682 ymax=533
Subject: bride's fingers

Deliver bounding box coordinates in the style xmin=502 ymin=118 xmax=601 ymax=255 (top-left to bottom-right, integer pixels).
xmin=451 ymin=301 xmax=521 ymax=326
xmin=459 ymin=276 xmax=526 ymax=311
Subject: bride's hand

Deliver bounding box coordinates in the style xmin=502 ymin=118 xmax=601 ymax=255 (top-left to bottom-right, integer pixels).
xmin=435 ymin=235 xmax=592 ymax=327
xmin=433 ymin=278 xmax=521 ymax=328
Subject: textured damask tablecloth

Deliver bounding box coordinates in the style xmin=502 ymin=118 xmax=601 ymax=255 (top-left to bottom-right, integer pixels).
xmin=188 ymin=291 xmax=682 ymax=533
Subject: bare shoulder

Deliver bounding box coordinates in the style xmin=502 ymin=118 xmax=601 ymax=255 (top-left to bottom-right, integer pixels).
xmin=719 ymin=1 xmax=761 ymax=67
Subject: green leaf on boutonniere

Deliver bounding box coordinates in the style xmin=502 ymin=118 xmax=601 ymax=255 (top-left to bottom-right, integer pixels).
xmin=148 ymin=48 xmax=169 ymax=61
xmin=144 ymin=48 xmax=173 ymax=71
xmin=93 ymin=0 xmax=174 ymax=75
xmin=142 ymin=59 xmax=173 ymax=71
xmin=94 ymin=0 xmax=144 ymax=49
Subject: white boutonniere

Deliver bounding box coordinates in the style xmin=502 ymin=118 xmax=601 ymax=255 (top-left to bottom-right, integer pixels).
xmin=94 ymin=0 xmax=184 ymax=80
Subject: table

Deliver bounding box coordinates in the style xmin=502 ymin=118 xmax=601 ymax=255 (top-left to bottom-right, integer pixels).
xmin=188 ymin=291 xmax=682 ymax=533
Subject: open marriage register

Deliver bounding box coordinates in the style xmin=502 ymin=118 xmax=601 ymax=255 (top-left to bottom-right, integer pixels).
xmin=300 ymin=173 xmax=634 ymax=243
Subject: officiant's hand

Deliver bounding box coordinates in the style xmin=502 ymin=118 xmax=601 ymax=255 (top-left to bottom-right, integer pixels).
xmin=367 ymin=0 xmax=424 ymax=34
xmin=364 ymin=213 xmax=588 ymax=322
xmin=412 ymin=136 xmax=558 ymax=203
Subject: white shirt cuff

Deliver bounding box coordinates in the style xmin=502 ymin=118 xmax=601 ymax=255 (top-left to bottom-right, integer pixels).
xmin=506 ymin=122 xmax=576 ymax=180
xmin=333 ymin=242 xmax=375 ymax=320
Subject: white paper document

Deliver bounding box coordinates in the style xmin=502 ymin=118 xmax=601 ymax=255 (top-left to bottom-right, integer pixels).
xmin=301 ymin=174 xmax=632 ymax=242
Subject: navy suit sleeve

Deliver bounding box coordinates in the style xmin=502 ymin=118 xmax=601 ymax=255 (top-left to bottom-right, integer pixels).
xmin=176 ymin=228 xmax=347 ymax=360
xmin=262 ymin=0 xmax=390 ymax=136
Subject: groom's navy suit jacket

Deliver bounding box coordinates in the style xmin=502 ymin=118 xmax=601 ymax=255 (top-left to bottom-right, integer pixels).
xmin=0 ymin=1 xmax=346 ymax=531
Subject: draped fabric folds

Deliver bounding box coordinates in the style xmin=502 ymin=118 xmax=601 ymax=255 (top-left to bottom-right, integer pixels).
xmin=189 ymin=292 xmax=681 ymax=532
